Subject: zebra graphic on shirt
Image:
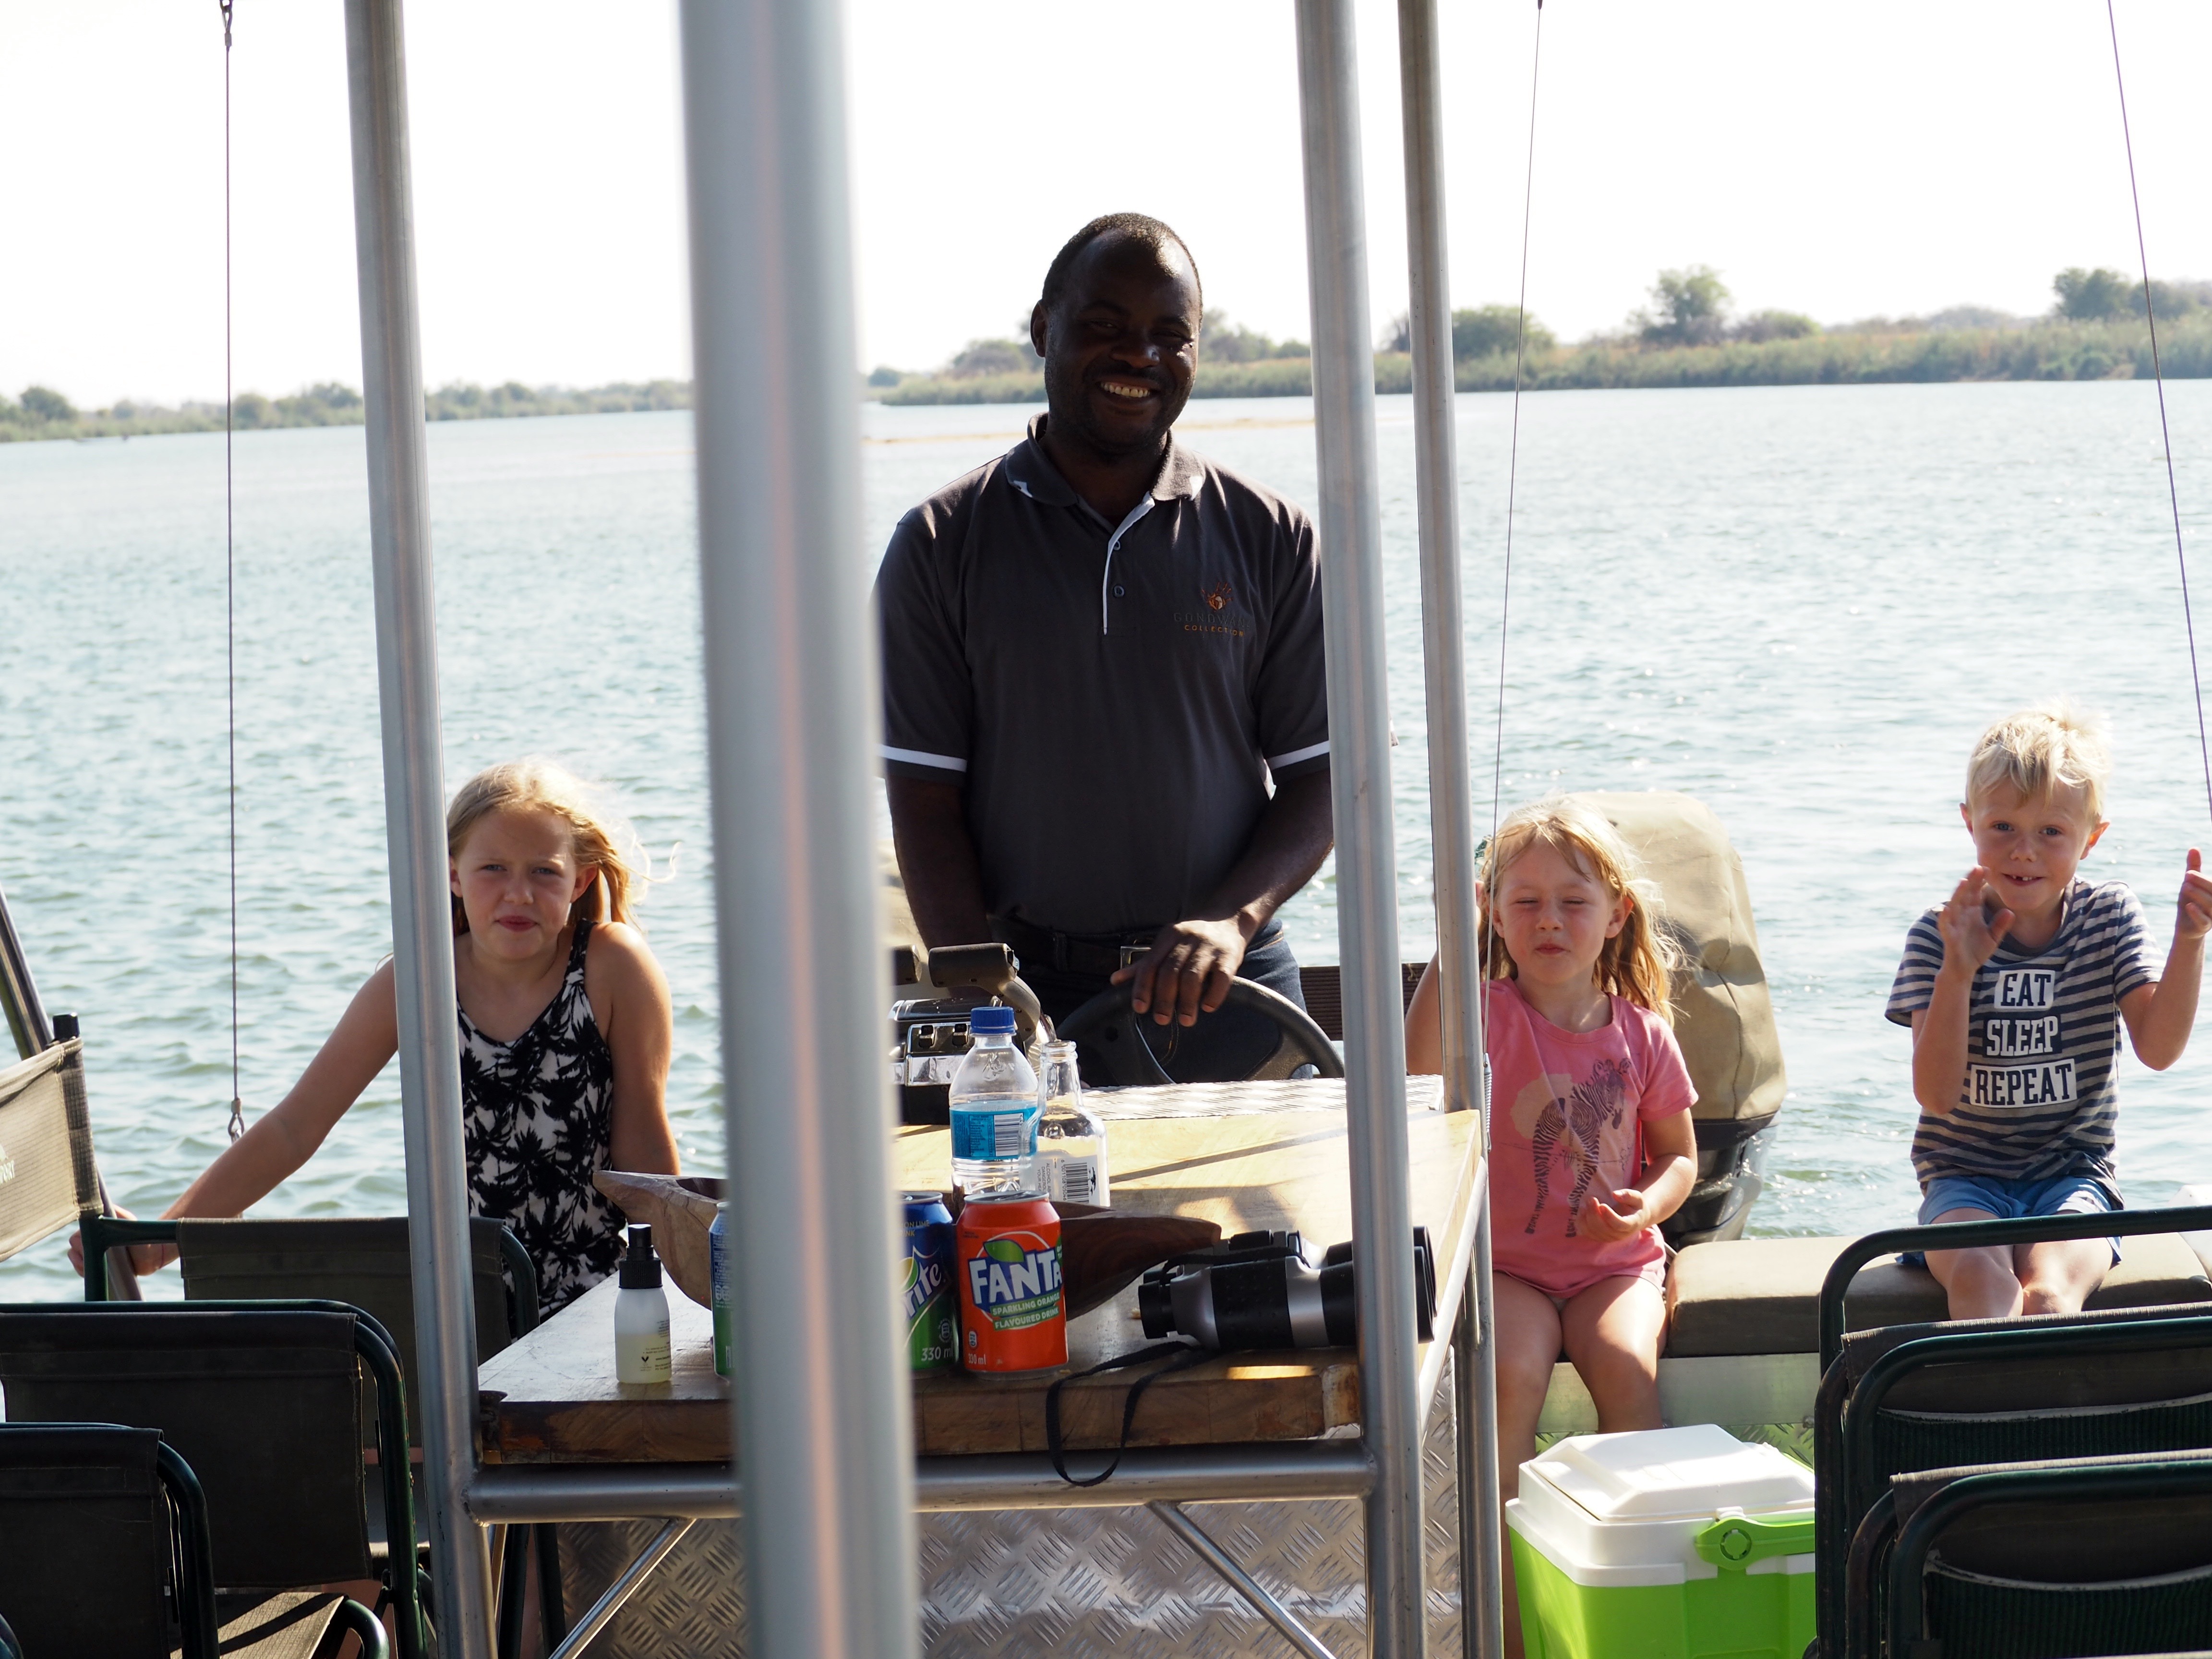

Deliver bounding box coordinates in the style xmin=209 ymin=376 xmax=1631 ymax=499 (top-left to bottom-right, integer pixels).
xmin=1526 ymin=1057 xmax=1632 ymax=1237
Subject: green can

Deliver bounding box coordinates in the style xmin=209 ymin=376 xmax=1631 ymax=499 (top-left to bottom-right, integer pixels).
xmin=710 ymin=1205 xmax=732 ymax=1378
xmin=901 ymin=1191 xmax=957 ymax=1370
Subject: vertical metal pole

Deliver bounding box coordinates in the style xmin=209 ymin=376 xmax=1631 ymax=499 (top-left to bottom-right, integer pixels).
xmin=342 ymin=2 xmax=492 ymax=1654
xmin=1453 ymin=1273 xmax=1498 ymax=1659
xmin=677 ymin=4 xmax=920 ymax=1659
xmin=1293 ymin=2 xmax=1423 ymax=1652
xmin=1395 ymin=3 xmax=1503 ymax=1654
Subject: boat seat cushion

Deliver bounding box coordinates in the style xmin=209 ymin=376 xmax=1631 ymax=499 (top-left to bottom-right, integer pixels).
xmin=1665 ymin=1232 xmax=2212 ymax=1356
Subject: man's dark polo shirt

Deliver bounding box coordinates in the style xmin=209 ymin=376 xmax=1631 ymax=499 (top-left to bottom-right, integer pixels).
xmin=876 ymin=414 xmax=1330 ymax=938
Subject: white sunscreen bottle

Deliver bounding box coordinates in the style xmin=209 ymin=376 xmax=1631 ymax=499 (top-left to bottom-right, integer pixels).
xmin=614 ymin=1223 xmax=673 ymax=1385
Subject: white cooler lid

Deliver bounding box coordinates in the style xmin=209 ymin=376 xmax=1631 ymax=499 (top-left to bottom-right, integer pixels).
xmin=1532 ymin=1424 xmax=1813 ymax=1522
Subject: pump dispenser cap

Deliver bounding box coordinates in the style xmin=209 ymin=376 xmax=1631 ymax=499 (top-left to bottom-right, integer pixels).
xmin=970 ymin=1005 xmax=1015 ymax=1035
xmin=619 ymin=1224 xmax=662 ymax=1289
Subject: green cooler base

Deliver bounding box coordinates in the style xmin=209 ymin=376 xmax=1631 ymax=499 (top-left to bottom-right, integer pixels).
xmin=1509 ymin=1531 xmax=1814 ymax=1659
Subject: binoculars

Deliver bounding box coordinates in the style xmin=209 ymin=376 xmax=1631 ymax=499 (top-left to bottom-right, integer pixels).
xmin=1138 ymin=1227 xmax=1437 ymax=1351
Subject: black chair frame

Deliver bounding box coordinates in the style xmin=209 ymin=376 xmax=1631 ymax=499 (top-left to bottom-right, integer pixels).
xmin=1886 ymin=1456 xmax=2212 ymax=1659
xmin=1845 ymin=1316 xmax=2212 ymax=1517
xmin=74 ymin=1217 xmax=559 ymax=1656
xmin=0 ymin=1299 xmax=423 ymax=1659
xmin=78 ymin=1214 xmax=541 ymax=1334
xmin=1816 ymin=1310 xmax=2212 ymax=1655
xmin=1816 ymin=1203 xmax=2212 ymax=1370
xmin=1839 ymin=1486 xmax=1898 ymax=1659
xmin=1 ymin=1422 xmax=230 ymax=1659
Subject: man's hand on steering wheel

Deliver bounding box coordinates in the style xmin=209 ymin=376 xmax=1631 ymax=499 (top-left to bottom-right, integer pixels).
xmin=1112 ymin=916 xmax=1252 ymax=1027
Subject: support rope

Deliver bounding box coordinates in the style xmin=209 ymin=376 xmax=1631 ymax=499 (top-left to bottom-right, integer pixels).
xmin=1484 ymin=0 xmax=1544 ymax=965
xmin=2104 ymin=0 xmax=2209 ymax=821
xmin=221 ymin=0 xmax=242 ymax=1142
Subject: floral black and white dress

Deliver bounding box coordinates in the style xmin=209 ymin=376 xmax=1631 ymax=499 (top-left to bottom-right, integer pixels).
xmin=458 ymin=918 xmax=623 ymax=1311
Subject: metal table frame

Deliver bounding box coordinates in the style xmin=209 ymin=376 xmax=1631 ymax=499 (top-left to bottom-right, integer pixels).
xmin=339 ymin=0 xmax=1502 ymax=1654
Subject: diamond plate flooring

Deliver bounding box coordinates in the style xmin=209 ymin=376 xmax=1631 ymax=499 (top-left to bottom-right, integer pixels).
xmin=557 ymin=1358 xmax=1471 ymax=1658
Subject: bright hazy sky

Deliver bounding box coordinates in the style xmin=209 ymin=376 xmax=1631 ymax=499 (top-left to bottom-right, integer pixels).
xmin=6 ymin=0 xmax=2211 ymax=407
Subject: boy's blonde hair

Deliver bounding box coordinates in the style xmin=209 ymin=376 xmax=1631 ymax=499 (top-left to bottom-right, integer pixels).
xmin=446 ymin=759 xmax=643 ymax=935
xmin=1479 ymin=797 xmax=1683 ymax=1023
xmin=1965 ymin=703 xmax=2110 ymax=822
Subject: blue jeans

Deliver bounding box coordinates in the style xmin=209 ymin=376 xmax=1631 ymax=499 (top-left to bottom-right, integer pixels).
xmin=1908 ymin=1171 xmax=2123 ymax=1266
xmin=1021 ymin=926 xmax=1307 ymax=1085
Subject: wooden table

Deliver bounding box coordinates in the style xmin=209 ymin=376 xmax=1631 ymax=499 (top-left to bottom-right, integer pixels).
xmin=479 ymin=1077 xmax=1474 ymax=1465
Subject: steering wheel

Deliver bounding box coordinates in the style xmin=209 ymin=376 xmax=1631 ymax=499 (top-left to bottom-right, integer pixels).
xmin=1057 ymin=978 xmax=1345 ymax=1087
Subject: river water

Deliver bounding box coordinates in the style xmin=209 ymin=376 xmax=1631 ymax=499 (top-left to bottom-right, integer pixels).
xmin=2 ymin=381 xmax=2209 ymax=1299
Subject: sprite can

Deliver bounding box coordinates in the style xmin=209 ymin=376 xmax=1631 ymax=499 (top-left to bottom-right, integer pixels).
xmin=901 ymin=1191 xmax=957 ymax=1370
xmin=710 ymin=1205 xmax=732 ymax=1378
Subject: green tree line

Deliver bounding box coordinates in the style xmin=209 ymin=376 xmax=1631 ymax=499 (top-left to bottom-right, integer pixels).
xmin=0 ymin=379 xmax=692 ymax=444
xmin=878 ymin=264 xmax=2212 ymax=403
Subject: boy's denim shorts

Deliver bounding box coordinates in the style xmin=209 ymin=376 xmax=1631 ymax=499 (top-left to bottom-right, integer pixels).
xmin=1907 ymin=1172 xmax=2123 ymax=1267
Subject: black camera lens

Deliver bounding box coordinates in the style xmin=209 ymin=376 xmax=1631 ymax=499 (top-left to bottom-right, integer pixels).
xmin=1136 ymin=1228 xmax=1434 ymax=1351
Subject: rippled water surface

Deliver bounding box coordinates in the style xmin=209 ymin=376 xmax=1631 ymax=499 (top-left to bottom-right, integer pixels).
xmin=3 ymin=382 xmax=2210 ymax=1298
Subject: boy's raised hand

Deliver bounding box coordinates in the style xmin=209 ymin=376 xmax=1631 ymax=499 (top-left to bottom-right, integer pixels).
xmin=1937 ymin=866 xmax=2014 ymax=973
xmin=1578 ymin=1187 xmax=1651 ymax=1243
xmin=2178 ymin=849 xmax=2212 ymax=941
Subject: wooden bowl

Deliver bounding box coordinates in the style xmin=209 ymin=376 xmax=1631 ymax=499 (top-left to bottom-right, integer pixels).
xmin=592 ymin=1170 xmax=723 ymax=1309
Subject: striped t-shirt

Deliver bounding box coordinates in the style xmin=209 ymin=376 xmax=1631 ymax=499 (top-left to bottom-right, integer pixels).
xmin=1886 ymin=879 xmax=2154 ymax=1186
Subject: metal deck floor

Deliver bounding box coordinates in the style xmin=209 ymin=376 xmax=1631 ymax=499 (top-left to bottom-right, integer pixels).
xmin=557 ymin=1355 xmax=1470 ymax=1658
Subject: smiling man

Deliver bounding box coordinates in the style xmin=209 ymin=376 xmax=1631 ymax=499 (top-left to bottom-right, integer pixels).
xmin=874 ymin=213 xmax=1334 ymax=1079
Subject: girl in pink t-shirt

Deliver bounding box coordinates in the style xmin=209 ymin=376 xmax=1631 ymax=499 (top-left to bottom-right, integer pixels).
xmin=1407 ymin=798 xmax=1696 ymax=1653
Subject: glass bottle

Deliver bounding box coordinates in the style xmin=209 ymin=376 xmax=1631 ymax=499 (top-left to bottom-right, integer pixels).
xmin=1031 ymin=1039 xmax=1108 ymax=1207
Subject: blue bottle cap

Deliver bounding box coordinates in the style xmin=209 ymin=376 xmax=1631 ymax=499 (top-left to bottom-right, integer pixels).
xmin=969 ymin=1006 xmax=1016 ymax=1035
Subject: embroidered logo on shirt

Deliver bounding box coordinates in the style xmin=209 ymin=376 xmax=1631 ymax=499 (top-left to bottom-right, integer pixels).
xmin=1175 ymin=580 xmax=1250 ymax=638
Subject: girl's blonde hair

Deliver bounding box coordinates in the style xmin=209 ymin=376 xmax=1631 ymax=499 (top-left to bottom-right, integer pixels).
xmin=1479 ymin=797 xmax=1682 ymax=1022
xmin=446 ymin=759 xmax=642 ymax=935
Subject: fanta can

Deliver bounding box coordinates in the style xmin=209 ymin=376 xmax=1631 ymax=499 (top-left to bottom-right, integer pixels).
xmin=956 ymin=1190 xmax=1066 ymax=1373
xmin=902 ymin=1191 xmax=957 ymax=1370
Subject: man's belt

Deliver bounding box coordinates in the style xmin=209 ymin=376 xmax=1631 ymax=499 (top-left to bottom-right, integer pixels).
xmin=992 ymin=917 xmax=1155 ymax=979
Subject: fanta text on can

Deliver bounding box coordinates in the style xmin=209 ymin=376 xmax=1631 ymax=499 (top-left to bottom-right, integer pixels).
xmin=956 ymin=1190 xmax=1066 ymax=1373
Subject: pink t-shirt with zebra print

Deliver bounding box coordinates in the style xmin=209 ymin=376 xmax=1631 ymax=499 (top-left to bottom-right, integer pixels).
xmin=1486 ymin=977 xmax=1696 ymax=1298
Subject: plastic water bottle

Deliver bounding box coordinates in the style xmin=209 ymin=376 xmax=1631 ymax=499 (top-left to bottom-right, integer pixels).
xmin=1032 ymin=1039 xmax=1108 ymax=1207
xmin=949 ymin=1005 xmax=1038 ymax=1196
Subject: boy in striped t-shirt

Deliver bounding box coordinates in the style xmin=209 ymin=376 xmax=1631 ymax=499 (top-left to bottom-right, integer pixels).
xmin=1887 ymin=705 xmax=2212 ymax=1320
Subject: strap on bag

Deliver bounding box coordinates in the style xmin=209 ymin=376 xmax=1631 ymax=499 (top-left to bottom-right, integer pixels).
xmin=1044 ymin=1340 xmax=1211 ymax=1488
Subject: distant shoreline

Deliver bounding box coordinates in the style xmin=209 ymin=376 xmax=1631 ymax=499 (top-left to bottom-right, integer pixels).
xmin=7 ymin=316 xmax=2208 ymax=444
xmin=879 ymin=314 xmax=2212 ymax=405
xmin=0 ymin=379 xmax=691 ymax=445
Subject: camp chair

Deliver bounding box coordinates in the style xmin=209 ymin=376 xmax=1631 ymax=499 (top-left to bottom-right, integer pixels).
xmin=0 ymin=1301 xmax=424 ymax=1659
xmin=0 ymin=1422 xmax=223 ymax=1659
xmin=76 ymin=1214 xmax=560 ymax=1654
xmin=0 ymin=1421 xmax=388 ymax=1659
xmin=1826 ymin=1311 xmax=2212 ymax=1658
xmin=0 ymin=1031 xmax=145 ymax=1295
xmin=0 ymin=877 xmax=140 ymax=1294
xmin=1810 ymin=1204 xmax=2212 ymax=1656
xmin=1883 ymin=1450 xmax=2212 ymax=1659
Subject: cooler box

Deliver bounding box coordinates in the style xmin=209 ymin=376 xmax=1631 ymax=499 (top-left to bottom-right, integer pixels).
xmin=1505 ymin=1424 xmax=1815 ymax=1659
